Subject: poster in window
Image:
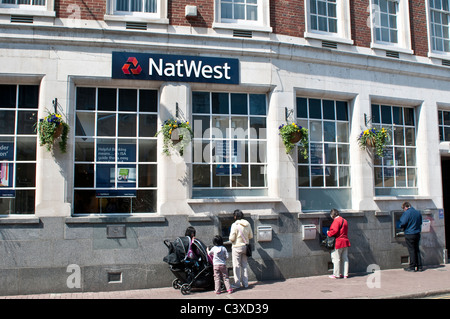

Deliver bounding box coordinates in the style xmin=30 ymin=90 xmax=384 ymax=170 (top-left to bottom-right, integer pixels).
xmin=215 ymin=140 xmax=241 ymax=176
xmin=0 ymin=162 xmax=10 ymax=187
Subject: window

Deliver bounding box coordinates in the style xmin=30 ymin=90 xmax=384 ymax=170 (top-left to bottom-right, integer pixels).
xmin=370 ymin=0 xmax=412 ymax=53
xmin=438 ymin=110 xmax=450 ymax=141
xmin=309 ymin=0 xmax=337 ymax=33
xmin=372 ymin=0 xmax=398 ymax=43
xmin=1 ymin=0 xmax=45 ymax=6
xmin=192 ymin=92 xmax=267 ymax=197
xmin=0 ymin=84 xmax=38 ymax=215
xmin=73 ymin=87 xmax=158 ymax=214
xmin=371 ymin=104 xmax=417 ymax=196
xmin=115 ymin=0 xmax=156 ymax=15
xmin=221 ymin=0 xmax=258 ymax=21
xmin=430 ymin=0 xmax=450 ymax=53
xmin=305 ymin=0 xmax=352 ymax=44
xmin=105 ymin=0 xmax=167 ymax=22
xmin=297 ymin=97 xmax=351 ymax=211
xmin=213 ymin=0 xmax=272 ymax=32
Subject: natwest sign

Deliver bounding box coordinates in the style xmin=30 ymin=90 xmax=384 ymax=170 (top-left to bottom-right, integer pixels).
xmin=112 ymin=52 xmax=239 ymax=84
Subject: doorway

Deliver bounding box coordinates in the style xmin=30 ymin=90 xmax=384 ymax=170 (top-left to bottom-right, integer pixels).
xmin=441 ymin=157 xmax=450 ymax=251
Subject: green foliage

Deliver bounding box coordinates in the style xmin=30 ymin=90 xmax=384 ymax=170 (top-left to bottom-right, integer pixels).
xmin=36 ymin=112 xmax=70 ymax=154
xmin=278 ymin=123 xmax=309 ymax=159
xmin=155 ymin=119 xmax=193 ymax=156
xmin=357 ymin=127 xmax=391 ymax=157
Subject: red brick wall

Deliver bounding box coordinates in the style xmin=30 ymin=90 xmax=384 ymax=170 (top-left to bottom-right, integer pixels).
xmin=169 ymin=0 xmax=213 ymax=28
xmin=270 ymin=0 xmax=305 ymax=37
xmin=55 ymin=0 xmax=105 ymax=20
xmin=350 ymin=0 xmax=371 ymax=48
xmin=409 ymin=0 xmax=429 ymax=57
xmin=53 ymin=0 xmax=429 ymax=57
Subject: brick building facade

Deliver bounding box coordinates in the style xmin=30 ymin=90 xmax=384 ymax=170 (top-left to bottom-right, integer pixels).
xmin=0 ymin=0 xmax=449 ymax=295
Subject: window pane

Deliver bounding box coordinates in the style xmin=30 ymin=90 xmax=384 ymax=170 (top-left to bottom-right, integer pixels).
xmin=309 ymin=99 xmax=322 ymax=119
xmin=251 ymin=165 xmax=266 ymax=187
xmin=18 ymin=85 xmax=39 ymax=109
xmin=98 ymin=88 xmax=116 ymax=111
xmin=297 ymin=97 xmax=308 ymax=118
xmin=138 ymin=164 xmax=157 ymax=187
xmin=249 ymin=94 xmax=266 ymax=115
xmin=76 ymin=87 xmax=96 ymax=111
xmin=193 ymin=164 xmax=210 ymax=187
xmin=325 ymin=166 xmax=337 ymax=186
xmin=119 ymin=89 xmax=137 ymax=112
xmin=76 ymin=112 xmax=95 ymax=136
xmin=250 ymin=117 xmax=266 ymax=139
xmin=74 ymin=164 xmax=94 ymax=187
xmin=139 ymin=114 xmax=157 ymax=137
xmin=336 ymin=122 xmax=349 ymax=143
xmin=231 ymin=93 xmax=247 ymax=115
xmin=212 ymin=93 xmax=229 ymax=114
xmin=16 ymin=136 xmax=36 ymax=161
xmin=133 ymin=190 xmax=156 ymax=213
xmin=97 ymin=113 xmax=116 ymax=136
xmin=118 ymin=113 xmax=137 ymax=137
xmin=323 ymin=121 xmax=336 ymax=142
xmin=139 ymin=89 xmax=157 ymax=112
xmin=138 ymin=139 xmax=157 ymax=162
xmin=339 ymin=166 xmax=350 ymax=186
xmin=336 ymin=101 xmax=348 ymax=121
xmin=17 ymin=111 xmax=37 ymax=135
xmin=0 ymin=85 xmax=16 ymax=108
xmin=0 ymin=111 xmax=16 ymax=134
xmin=298 ymin=165 xmax=310 ymax=186
xmin=15 ymin=163 xmax=35 ymax=187
xmin=117 ymin=139 xmax=136 ymax=162
xmin=75 ymin=138 xmax=94 ymax=162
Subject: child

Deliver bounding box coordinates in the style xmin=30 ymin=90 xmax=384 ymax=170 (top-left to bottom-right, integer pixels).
xmin=207 ymin=235 xmax=232 ymax=294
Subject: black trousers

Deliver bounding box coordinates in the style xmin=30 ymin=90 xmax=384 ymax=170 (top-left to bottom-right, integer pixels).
xmin=405 ymin=233 xmax=422 ymax=269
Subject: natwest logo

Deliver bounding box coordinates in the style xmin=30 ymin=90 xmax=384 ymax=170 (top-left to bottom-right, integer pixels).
xmin=122 ymin=57 xmax=142 ymax=75
xmin=112 ymin=52 xmax=239 ymax=85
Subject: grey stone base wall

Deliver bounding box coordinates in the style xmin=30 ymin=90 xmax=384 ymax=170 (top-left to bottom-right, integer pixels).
xmin=0 ymin=210 xmax=445 ymax=296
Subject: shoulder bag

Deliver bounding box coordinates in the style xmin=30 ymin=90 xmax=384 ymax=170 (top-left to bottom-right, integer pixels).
xmin=324 ymin=219 xmax=345 ymax=250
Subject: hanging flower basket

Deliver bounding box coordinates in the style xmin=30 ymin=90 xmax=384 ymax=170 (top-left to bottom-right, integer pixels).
xmin=36 ymin=112 xmax=70 ymax=154
xmin=289 ymin=130 xmax=303 ymax=144
xmin=278 ymin=123 xmax=309 ymax=159
xmin=155 ymin=118 xmax=193 ymax=156
xmin=357 ymin=127 xmax=390 ymax=157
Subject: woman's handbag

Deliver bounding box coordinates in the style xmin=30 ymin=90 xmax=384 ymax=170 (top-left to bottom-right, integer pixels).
xmin=321 ymin=219 xmax=344 ymax=250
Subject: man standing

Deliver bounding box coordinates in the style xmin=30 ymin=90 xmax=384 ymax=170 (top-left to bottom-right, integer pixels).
xmin=399 ymin=202 xmax=423 ymax=272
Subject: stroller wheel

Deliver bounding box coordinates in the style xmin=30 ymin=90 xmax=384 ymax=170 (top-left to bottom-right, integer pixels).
xmin=180 ymin=284 xmax=191 ymax=295
xmin=172 ymin=279 xmax=182 ymax=289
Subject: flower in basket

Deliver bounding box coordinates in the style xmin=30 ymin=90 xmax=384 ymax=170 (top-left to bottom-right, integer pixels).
xmin=357 ymin=127 xmax=390 ymax=157
xmin=278 ymin=123 xmax=309 ymax=158
xmin=36 ymin=112 xmax=70 ymax=153
xmin=155 ymin=118 xmax=193 ymax=156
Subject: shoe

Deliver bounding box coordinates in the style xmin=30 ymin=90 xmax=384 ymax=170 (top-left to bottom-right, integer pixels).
xmin=404 ymin=267 xmax=416 ymax=272
xmin=329 ymin=275 xmax=338 ymax=279
xmin=416 ymin=267 xmax=424 ymax=272
xmin=227 ymin=289 xmax=233 ymax=294
xmin=215 ymin=291 xmax=221 ymax=295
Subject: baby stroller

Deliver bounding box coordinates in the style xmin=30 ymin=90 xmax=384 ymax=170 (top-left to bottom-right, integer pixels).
xmin=163 ymin=236 xmax=215 ymax=295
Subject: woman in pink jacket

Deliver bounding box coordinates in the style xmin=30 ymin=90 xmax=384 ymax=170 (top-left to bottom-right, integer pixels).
xmin=327 ymin=209 xmax=351 ymax=279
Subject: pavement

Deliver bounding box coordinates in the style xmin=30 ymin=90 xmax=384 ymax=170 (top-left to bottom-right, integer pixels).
xmin=2 ymin=264 xmax=450 ymax=300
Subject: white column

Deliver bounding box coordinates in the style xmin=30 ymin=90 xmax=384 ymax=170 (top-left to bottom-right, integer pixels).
xmin=157 ymin=83 xmax=193 ymax=215
xmin=35 ymin=76 xmax=72 ymax=217
xmin=268 ymin=89 xmax=301 ymax=212
xmin=351 ymin=93 xmax=378 ymax=211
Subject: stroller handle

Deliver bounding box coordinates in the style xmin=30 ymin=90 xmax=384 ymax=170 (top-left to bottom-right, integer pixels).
xmin=164 ymin=239 xmax=172 ymax=248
